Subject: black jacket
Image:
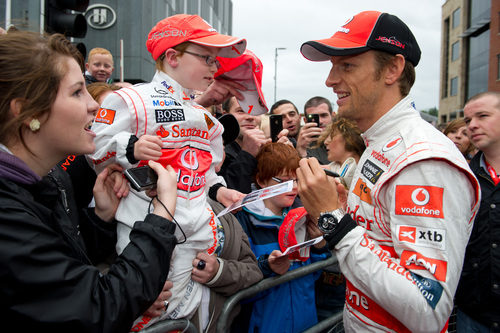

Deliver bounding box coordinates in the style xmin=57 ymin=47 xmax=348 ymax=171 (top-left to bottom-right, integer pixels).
xmin=455 ymin=152 xmax=500 ymax=329
xmin=218 ymin=141 xmax=257 ymax=194
xmin=0 ymin=166 xmax=176 ymax=332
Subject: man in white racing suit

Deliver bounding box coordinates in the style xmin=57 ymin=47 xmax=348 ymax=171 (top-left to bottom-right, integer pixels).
xmin=297 ymin=11 xmax=480 ymax=332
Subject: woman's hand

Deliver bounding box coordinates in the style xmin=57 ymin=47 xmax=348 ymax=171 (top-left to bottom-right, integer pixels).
xmin=268 ymin=250 xmax=290 ymax=275
xmin=93 ymin=164 xmax=127 ymax=222
xmin=142 ymin=280 xmax=173 ymax=318
xmin=146 ymin=161 xmax=177 ymax=220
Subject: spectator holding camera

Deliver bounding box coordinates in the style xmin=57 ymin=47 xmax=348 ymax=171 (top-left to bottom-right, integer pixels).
xmin=0 ymin=31 xmax=178 ymax=332
xmin=297 ymin=96 xmax=334 ymax=164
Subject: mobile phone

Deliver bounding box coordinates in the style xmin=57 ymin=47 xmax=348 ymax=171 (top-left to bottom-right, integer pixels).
xmin=124 ymin=165 xmax=158 ymax=191
xmin=306 ymin=113 xmax=320 ymax=127
xmin=270 ymin=114 xmax=283 ymax=143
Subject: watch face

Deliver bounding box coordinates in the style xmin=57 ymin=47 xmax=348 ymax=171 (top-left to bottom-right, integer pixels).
xmin=318 ymin=214 xmax=338 ymax=233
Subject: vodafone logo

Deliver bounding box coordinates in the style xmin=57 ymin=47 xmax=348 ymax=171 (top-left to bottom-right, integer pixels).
xmin=411 ymin=188 xmax=430 ymax=206
xmin=395 ymin=185 xmax=444 ymax=218
xmin=181 ymin=149 xmax=199 ymax=170
xmin=95 ymin=108 xmax=115 ymax=125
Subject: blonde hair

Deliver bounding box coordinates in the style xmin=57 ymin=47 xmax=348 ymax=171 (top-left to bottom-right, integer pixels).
xmin=155 ymin=42 xmax=190 ymax=72
xmin=88 ymin=47 xmax=113 ymax=64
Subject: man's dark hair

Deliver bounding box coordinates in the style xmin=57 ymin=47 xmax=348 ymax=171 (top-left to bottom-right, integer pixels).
xmin=303 ymin=96 xmax=333 ymax=116
xmin=269 ymin=99 xmax=298 ymax=114
xmin=222 ymin=96 xmax=237 ymax=113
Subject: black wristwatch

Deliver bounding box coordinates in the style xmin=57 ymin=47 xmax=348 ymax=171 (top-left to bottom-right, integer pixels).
xmin=317 ymin=209 xmax=346 ymax=234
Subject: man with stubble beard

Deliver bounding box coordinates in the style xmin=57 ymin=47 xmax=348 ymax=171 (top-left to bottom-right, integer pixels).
xmin=296 ymin=10 xmax=480 ymax=332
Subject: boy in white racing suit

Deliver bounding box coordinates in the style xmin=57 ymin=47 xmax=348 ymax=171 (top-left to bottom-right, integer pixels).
xmin=89 ymin=14 xmax=246 ymax=329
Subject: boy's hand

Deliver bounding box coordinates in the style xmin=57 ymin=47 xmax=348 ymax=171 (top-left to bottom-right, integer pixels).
xmin=134 ymin=135 xmax=163 ymax=161
xmin=268 ymin=250 xmax=290 ymax=275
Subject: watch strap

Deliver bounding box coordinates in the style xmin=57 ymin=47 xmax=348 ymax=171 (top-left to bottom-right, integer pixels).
xmin=324 ymin=214 xmax=357 ymax=249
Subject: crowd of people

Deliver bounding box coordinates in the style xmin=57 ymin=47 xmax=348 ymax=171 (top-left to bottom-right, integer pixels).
xmin=0 ymin=9 xmax=498 ymax=333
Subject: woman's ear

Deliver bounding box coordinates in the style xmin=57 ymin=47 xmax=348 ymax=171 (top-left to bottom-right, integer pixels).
xmin=163 ymin=48 xmax=180 ymax=68
xmin=9 ymin=98 xmax=23 ymax=118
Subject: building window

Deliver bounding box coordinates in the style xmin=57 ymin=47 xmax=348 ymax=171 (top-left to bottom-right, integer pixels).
xmin=452 ymin=8 xmax=460 ymax=28
xmin=442 ymin=18 xmax=450 ymax=99
xmin=451 ymin=77 xmax=458 ymax=96
xmin=467 ymin=29 xmax=490 ymax=99
xmin=451 ymin=41 xmax=460 ymax=61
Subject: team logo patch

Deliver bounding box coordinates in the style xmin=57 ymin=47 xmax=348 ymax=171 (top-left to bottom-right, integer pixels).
xmin=361 ymin=160 xmax=384 ymax=184
xmin=395 ymin=185 xmax=444 ymax=218
xmin=95 ymin=108 xmax=116 ymax=125
xmin=382 ymin=135 xmax=403 ymax=152
xmin=155 ymin=109 xmax=185 ymax=123
xmin=401 ymin=251 xmax=447 ymax=282
xmin=411 ymin=272 xmax=444 ymax=309
xmin=204 ymin=114 xmax=214 ymax=130
xmin=396 ymin=225 xmax=446 ymax=250
xmin=352 ymin=178 xmax=372 ymax=204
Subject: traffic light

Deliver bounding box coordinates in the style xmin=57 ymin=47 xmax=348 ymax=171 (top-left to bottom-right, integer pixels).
xmin=45 ymin=0 xmax=89 ymax=38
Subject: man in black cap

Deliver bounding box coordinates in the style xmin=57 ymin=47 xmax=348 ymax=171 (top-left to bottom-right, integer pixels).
xmin=296 ymin=11 xmax=480 ymax=332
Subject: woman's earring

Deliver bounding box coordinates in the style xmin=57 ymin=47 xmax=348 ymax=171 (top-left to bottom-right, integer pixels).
xmin=29 ymin=119 xmax=40 ymax=132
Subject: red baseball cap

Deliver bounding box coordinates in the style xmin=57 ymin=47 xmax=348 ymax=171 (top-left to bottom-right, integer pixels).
xmin=301 ymin=11 xmax=421 ymax=66
xmin=215 ymin=49 xmax=268 ymax=115
xmin=147 ymin=14 xmax=246 ymax=60
xmin=279 ymin=207 xmax=310 ymax=262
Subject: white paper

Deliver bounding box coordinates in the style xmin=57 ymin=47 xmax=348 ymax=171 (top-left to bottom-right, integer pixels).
xmin=216 ymin=180 xmax=293 ymax=217
xmin=280 ymin=236 xmax=324 ymax=257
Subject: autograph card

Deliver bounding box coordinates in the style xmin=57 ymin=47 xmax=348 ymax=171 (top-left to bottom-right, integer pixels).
xmin=216 ymin=180 xmax=293 ymax=217
xmin=279 ymin=236 xmax=324 ymax=257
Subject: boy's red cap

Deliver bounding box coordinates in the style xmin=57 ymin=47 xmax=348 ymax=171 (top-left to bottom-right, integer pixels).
xmin=147 ymin=14 xmax=246 ymax=60
xmin=279 ymin=207 xmax=310 ymax=262
xmin=215 ymin=49 xmax=268 ymax=116
xmin=301 ymin=11 xmax=421 ymax=66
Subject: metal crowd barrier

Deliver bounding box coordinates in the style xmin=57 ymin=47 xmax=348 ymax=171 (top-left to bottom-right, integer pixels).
xmin=141 ymin=318 xmax=198 ymax=333
xmin=135 ymin=255 xmax=342 ymax=333
xmin=216 ymin=255 xmax=339 ymax=333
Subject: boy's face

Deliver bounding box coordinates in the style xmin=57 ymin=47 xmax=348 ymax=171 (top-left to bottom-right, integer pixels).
xmin=173 ymin=44 xmax=219 ymax=91
xmin=86 ymin=53 xmax=114 ymax=82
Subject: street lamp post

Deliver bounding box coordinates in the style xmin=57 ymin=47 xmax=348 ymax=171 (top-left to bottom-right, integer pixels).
xmin=274 ymin=47 xmax=286 ymax=104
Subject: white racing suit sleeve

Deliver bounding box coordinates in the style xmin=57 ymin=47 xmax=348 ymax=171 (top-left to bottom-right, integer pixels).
xmin=336 ymin=159 xmax=477 ymax=332
xmin=88 ymin=91 xmax=137 ymax=174
xmin=203 ymin=110 xmax=226 ymax=188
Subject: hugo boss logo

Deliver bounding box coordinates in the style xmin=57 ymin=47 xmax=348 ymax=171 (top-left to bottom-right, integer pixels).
xmin=155 ymin=109 xmax=185 ymax=123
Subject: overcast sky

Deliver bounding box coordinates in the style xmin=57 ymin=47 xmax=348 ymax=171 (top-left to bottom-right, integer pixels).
xmin=231 ymin=0 xmax=446 ymax=113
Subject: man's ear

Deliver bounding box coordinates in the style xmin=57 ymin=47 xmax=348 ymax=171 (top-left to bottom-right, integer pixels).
xmin=384 ymin=54 xmax=405 ymax=85
xmin=164 ymin=48 xmax=180 ymax=68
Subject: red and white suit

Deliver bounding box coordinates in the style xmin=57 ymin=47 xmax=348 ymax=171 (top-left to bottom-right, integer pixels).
xmin=89 ymin=71 xmax=225 ymax=327
xmin=336 ymin=96 xmax=480 ymax=332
